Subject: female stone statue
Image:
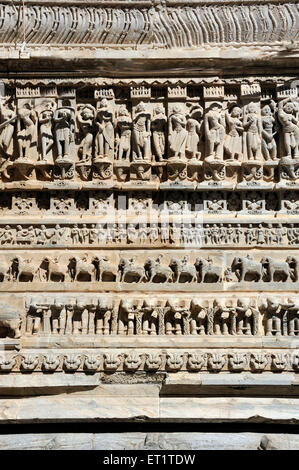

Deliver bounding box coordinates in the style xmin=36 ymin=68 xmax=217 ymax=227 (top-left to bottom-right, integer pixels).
xmin=168 ymin=105 xmax=187 ymax=159
xmin=76 ymin=103 xmax=96 ymax=163
xmin=17 ymin=101 xmax=37 ymax=159
xmin=0 ymin=97 xmax=16 ymax=159
xmin=132 ymin=101 xmax=151 ymax=161
xmin=204 ymin=102 xmax=225 ymax=160
xmin=278 ymin=97 xmax=299 ymax=159
xmin=224 ymin=104 xmax=243 ymax=160
xmin=151 ymin=104 xmax=167 ymax=161
xmin=95 ymin=98 xmax=114 ymax=161
xmin=185 ymin=104 xmax=203 ymax=160
xmin=54 ymin=99 xmax=75 ymax=162
xmin=261 ymin=101 xmax=277 ymax=161
xmin=243 ymin=102 xmax=262 ymax=161
xmin=115 ymin=105 xmax=132 ymax=161
xmin=38 ymin=100 xmax=56 ymax=161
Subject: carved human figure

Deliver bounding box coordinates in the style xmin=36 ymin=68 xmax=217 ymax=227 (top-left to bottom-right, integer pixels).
xmin=54 ymin=100 xmax=75 ymax=161
xmin=115 ymin=105 xmax=132 ymax=161
xmin=0 ymin=97 xmax=16 ymax=160
xmin=224 ymin=104 xmax=243 ymax=160
xmin=17 ymin=102 xmax=37 ymax=159
xmin=76 ymin=104 xmax=96 ymax=163
xmin=243 ymin=102 xmax=262 ymax=160
xmin=151 ymin=104 xmax=167 ymax=161
xmin=256 ymin=223 xmax=265 ymax=245
xmin=132 ymin=101 xmax=151 ymax=161
xmin=261 ymin=101 xmax=277 ymax=160
xmin=168 ymin=105 xmax=188 ymax=159
xmin=204 ymin=102 xmax=225 ymax=160
xmin=185 ymin=104 xmax=203 ymax=160
xmin=160 ymin=223 xmax=169 ymax=244
xmin=38 ymin=100 xmax=56 ymax=161
xmin=95 ymin=98 xmax=114 ymax=161
xmin=278 ymin=97 xmax=299 ymax=158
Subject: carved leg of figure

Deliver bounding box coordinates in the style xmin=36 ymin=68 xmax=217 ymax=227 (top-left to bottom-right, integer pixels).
xmin=190 ymin=319 xmax=197 ymax=335
xmin=81 ymin=309 xmax=88 ymax=335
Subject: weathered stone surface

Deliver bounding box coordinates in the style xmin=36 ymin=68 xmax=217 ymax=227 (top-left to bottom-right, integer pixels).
xmin=0 ymin=0 xmax=297 ymax=449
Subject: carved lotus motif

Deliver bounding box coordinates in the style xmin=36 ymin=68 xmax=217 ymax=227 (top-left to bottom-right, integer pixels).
xmin=103 ymin=353 xmax=121 ymax=370
xmin=0 ymin=355 xmax=16 ymax=371
xmin=166 ymin=353 xmax=184 ymax=370
xmin=21 ymin=355 xmax=39 ymax=371
xmin=84 ymin=355 xmax=101 ymax=371
xmin=145 ymin=353 xmax=162 ymax=370
xmin=124 ymin=353 xmax=142 ymax=370
xmin=250 ymin=353 xmax=268 ymax=371
xmin=43 ymin=354 xmax=60 ymax=371
xmin=272 ymin=353 xmax=288 ymax=371
xmin=64 ymin=354 xmax=82 ymax=371
xmin=187 ymin=353 xmax=206 ymax=370
xmin=228 ymin=353 xmax=248 ymax=371
xmin=208 ymin=353 xmax=226 ymax=371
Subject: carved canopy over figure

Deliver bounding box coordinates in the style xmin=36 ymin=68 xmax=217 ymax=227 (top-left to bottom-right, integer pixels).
xmin=95 ymin=98 xmax=114 ymax=161
xmin=168 ymin=105 xmax=188 ymax=159
xmin=54 ymin=99 xmax=75 ymax=162
xmin=278 ymin=97 xmax=299 ymax=159
xmin=204 ymin=102 xmax=225 ymax=161
xmin=132 ymin=101 xmax=151 ymax=161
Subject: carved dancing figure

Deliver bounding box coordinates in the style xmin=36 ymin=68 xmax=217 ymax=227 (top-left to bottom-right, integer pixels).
xmin=95 ymin=98 xmax=114 ymax=161
xmin=54 ymin=99 xmax=75 ymax=162
xmin=168 ymin=105 xmax=188 ymax=159
xmin=38 ymin=100 xmax=56 ymax=161
xmin=278 ymin=97 xmax=299 ymax=158
xmin=243 ymin=102 xmax=262 ymax=160
xmin=115 ymin=105 xmax=132 ymax=161
xmin=0 ymin=97 xmax=16 ymax=165
xmin=76 ymin=104 xmax=96 ymax=163
xmin=17 ymin=102 xmax=37 ymax=159
xmin=224 ymin=104 xmax=243 ymax=160
xmin=132 ymin=101 xmax=151 ymax=161
xmin=261 ymin=101 xmax=277 ymax=160
xmin=185 ymin=104 xmax=203 ymax=160
xmin=151 ymin=104 xmax=167 ymax=161
xmin=204 ymin=102 xmax=225 ymax=160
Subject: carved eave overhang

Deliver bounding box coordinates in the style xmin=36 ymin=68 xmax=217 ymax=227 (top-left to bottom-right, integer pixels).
xmin=0 ymin=0 xmax=297 ymax=76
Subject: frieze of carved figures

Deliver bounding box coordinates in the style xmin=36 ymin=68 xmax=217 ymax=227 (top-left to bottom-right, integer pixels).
xmin=0 ymin=295 xmax=292 ymax=339
xmin=0 ymin=84 xmax=298 ymax=184
xmin=0 ymin=350 xmax=298 ymax=373
xmin=0 ymin=189 xmax=298 ymax=216
xmin=1 ymin=254 xmax=299 ymax=284
xmin=0 ymin=222 xmax=298 ymax=248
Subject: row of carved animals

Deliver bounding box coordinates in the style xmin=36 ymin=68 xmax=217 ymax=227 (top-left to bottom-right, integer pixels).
xmin=0 ymin=255 xmax=298 ymax=283
xmin=1 ymin=296 xmax=298 ymax=339
xmin=1 ymin=94 xmax=299 ymax=170
xmin=0 ymin=223 xmax=298 ymax=247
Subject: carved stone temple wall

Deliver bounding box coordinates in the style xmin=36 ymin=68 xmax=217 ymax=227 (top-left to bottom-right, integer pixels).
xmin=0 ymin=0 xmax=298 ymax=450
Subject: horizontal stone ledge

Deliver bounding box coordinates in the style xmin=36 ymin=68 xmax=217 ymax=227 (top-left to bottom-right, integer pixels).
xmin=0 ymin=394 xmax=297 ymax=423
xmin=20 ymin=336 xmax=299 ymax=349
xmin=164 ymin=372 xmax=298 ymax=387
xmin=1 ymin=281 xmax=298 ymax=293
